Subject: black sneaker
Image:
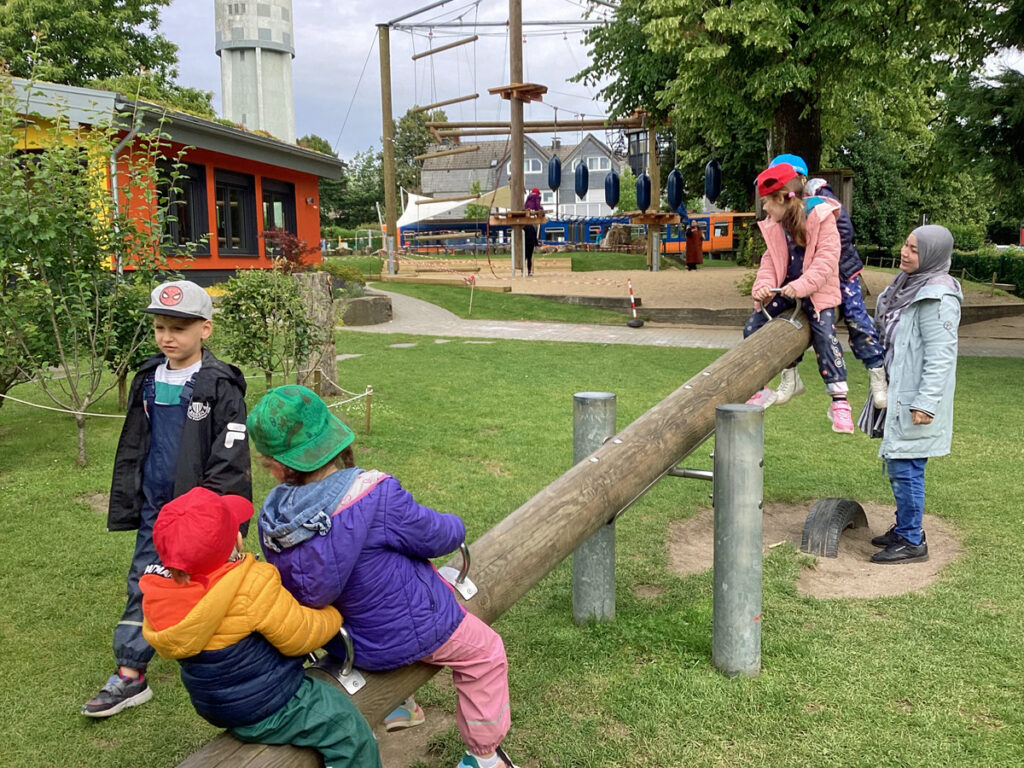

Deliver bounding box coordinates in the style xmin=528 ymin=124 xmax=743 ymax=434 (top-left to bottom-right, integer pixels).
xmin=870 ymin=535 xmax=929 ymax=564
xmin=81 ymin=672 xmax=153 ymax=718
xmin=871 ymin=525 xmax=899 ymax=548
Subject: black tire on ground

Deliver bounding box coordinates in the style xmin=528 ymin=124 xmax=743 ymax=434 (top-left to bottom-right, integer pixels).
xmin=800 ymin=497 xmax=869 ymax=558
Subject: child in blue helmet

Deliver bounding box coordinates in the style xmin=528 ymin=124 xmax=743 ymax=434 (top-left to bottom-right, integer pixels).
xmin=752 ymin=154 xmax=888 ymax=411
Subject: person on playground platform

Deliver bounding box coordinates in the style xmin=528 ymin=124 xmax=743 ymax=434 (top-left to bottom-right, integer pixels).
xmin=248 ymin=386 xmax=518 ymax=768
xmin=859 ymin=225 xmax=962 ymax=564
xmin=768 ymin=153 xmax=889 ymax=410
xmin=744 ymin=162 xmax=855 ymax=434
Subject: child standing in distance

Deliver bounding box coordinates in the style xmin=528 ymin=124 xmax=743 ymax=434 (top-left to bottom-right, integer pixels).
xmin=141 ymin=487 xmax=380 ymax=767
xmin=248 ymin=386 xmax=518 ymax=768
xmin=770 ymin=154 xmax=889 ymax=409
xmin=859 ymin=226 xmax=962 ymax=564
xmin=82 ymin=280 xmax=251 ymax=718
xmin=524 ymin=187 xmax=543 ymax=277
xmin=744 ymin=163 xmax=855 ymax=434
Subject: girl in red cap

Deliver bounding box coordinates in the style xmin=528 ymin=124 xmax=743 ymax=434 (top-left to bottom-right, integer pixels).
xmin=744 ymin=162 xmax=855 ymax=434
xmin=523 ymin=188 xmax=543 ymax=277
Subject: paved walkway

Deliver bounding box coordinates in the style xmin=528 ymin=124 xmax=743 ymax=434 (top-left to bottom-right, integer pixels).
xmin=338 ymin=290 xmax=1024 ymax=358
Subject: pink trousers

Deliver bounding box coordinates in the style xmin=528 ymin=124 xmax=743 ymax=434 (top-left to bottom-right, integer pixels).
xmin=421 ymin=612 xmax=511 ymax=755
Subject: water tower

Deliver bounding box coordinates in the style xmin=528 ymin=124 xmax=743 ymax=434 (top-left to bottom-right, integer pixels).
xmin=214 ymin=0 xmax=296 ymax=143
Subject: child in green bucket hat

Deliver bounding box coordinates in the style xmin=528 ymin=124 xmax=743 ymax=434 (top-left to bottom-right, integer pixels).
xmin=248 ymin=386 xmax=518 ymax=768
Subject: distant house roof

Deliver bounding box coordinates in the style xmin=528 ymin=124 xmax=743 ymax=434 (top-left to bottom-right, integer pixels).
xmin=9 ymin=77 xmax=343 ymax=179
xmin=420 ymin=140 xmax=511 ymax=172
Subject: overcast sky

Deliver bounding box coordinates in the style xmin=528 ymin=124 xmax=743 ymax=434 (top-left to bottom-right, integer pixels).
xmin=159 ymin=0 xmax=613 ymax=159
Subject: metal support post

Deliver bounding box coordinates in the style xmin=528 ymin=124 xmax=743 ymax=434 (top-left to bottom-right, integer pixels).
xmin=712 ymin=404 xmax=764 ymax=677
xmin=572 ymin=391 xmax=616 ymax=623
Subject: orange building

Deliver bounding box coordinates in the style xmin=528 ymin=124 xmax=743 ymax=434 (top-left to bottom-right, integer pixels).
xmin=11 ymin=78 xmax=343 ymax=284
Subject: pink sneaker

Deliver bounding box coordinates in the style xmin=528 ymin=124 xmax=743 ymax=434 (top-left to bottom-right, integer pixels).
xmin=828 ymin=400 xmax=855 ymax=433
xmin=746 ymin=387 xmax=776 ymax=408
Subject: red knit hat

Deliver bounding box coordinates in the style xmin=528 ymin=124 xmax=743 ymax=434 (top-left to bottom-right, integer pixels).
xmin=755 ymin=163 xmax=799 ymax=197
xmin=153 ymin=487 xmax=253 ymax=575
xmin=531 ymin=187 xmax=540 ymax=194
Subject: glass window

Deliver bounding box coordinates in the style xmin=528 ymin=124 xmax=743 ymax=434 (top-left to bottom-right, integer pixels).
xmin=158 ymin=161 xmax=209 ymax=254
xmin=262 ymin=178 xmax=296 ymax=234
xmin=214 ymin=170 xmax=257 ymax=256
xmin=545 ymin=226 xmax=565 ymax=242
xmin=587 ymin=156 xmax=611 ymax=172
xmin=541 ymin=191 xmax=555 ymax=204
xmin=714 ymin=221 xmax=729 ymax=238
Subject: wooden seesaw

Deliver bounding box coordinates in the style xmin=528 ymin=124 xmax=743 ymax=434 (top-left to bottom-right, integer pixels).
xmin=178 ymin=313 xmax=812 ymax=768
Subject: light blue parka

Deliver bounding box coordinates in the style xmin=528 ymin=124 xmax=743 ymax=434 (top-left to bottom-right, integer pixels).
xmin=879 ymin=282 xmax=962 ymax=460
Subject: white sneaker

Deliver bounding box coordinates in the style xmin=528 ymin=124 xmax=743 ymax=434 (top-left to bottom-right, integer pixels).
xmin=773 ymin=367 xmax=805 ymax=406
xmin=867 ymin=366 xmax=888 ymax=409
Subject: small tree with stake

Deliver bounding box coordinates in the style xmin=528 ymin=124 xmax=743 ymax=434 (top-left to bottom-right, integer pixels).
xmin=0 ymin=71 xmax=192 ymax=465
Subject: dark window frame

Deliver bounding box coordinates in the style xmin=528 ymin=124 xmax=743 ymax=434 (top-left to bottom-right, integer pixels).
xmin=261 ymin=177 xmax=297 ymax=235
xmin=214 ymin=169 xmax=258 ymax=257
xmin=158 ymin=160 xmax=210 ymax=255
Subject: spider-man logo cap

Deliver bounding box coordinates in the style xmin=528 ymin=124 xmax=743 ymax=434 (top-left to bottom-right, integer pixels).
xmin=142 ymin=280 xmax=213 ymax=320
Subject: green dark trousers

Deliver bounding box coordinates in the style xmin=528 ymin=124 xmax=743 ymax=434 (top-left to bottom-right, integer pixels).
xmin=231 ymin=675 xmax=380 ymax=768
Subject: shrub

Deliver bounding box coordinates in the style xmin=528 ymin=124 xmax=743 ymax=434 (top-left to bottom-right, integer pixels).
xmin=735 ymin=225 xmax=765 ymax=269
xmin=317 ymin=260 xmax=366 ymax=297
xmin=938 ymin=221 xmax=986 ymax=251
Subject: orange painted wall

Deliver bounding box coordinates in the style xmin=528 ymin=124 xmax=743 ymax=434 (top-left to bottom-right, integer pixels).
xmin=114 ymin=134 xmax=323 ymax=272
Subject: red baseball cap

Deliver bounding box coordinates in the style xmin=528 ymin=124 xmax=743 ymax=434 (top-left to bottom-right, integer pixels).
xmin=531 ymin=187 xmax=540 ymax=194
xmin=154 ymin=487 xmax=253 ymax=575
xmin=755 ymin=163 xmax=799 ymax=197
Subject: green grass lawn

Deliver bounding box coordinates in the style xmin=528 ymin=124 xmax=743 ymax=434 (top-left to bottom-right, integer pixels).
xmin=2 ymin=337 xmax=1023 ymax=768
xmin=369 ymin=281 xmax=631 ymax=324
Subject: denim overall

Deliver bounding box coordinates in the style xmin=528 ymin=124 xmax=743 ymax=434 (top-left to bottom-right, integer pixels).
xmin=113 ymin=372 xmax=195 ymax=670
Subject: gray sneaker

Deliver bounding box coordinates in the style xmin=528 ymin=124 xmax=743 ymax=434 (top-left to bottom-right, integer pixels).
xmin=81 ymin=672 xmax=153 ymax=718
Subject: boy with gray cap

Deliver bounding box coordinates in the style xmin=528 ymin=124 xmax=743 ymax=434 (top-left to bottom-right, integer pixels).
xmin=82 ymin=280 xmax=252 ymax=717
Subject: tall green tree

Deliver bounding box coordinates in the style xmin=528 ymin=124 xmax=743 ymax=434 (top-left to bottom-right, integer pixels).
xmin=0 ymin=0 xmax=178 ymax=86
xmin=337 ymin=148 xmax=383 ymax=228
xmin=578 ymin=0 xmax=1001 ymax=205
xmin=394 ymin=107 xmax=447 ymax=193
xmin=936 ymin=68 xmax=1024 ymax=239
xmin=298 ymin=133 xmax=347 ymax=229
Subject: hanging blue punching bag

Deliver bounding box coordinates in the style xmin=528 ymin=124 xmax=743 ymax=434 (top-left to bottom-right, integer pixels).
xmin=604 ymin=170 xmax=620 ymax=209
xmin=548 ymin=156 xmax=561 ymax=192
xmin=666 ymin=169 xmax=684 ymax=211
xmin=636 ymin=172 xmax=651 ymax=212
xmin=704 ymin=158 xmax=722 ymax=203
xmin=575 ymin=162 xmax=589 ymax=199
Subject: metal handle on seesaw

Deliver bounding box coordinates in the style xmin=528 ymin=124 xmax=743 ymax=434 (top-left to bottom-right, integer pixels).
xmin=760 ymin=288 xmax=803 ymax=328
xmin=439 ymin=542 xmax=478 ymax=600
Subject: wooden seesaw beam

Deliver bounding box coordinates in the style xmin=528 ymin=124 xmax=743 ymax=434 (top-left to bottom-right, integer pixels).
xmin=178 ymin=315 xmax=811 ymax=768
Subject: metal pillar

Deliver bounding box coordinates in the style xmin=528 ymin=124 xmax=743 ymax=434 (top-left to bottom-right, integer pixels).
xmin=711 ymin=404 xmax=764 ymax=677
xmin=572 ymin=392 xmax=617 ymax=623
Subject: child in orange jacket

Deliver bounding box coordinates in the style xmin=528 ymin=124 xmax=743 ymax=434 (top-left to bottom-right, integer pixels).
xmin=140 ymin=487 xmax=379 ymax=768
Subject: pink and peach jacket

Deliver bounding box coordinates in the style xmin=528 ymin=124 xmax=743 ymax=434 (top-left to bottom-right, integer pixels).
xmin=753 ymin=198 xmax=843 ymax=317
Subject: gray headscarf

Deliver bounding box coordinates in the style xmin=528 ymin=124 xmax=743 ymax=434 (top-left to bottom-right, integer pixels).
xmin=874 ymin=225 xmax=959 ymax=364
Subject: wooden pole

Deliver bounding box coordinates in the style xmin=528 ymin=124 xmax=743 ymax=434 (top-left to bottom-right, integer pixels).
xmin=647 ymin=125 xmax=660 ymax=271
xmin=413 ymin=145 xmax=480 ymax=162
xmin=509 ymin=0 xmax=525 ymax=278
xmin=411 ymin=93 xmax=479 ymax=113
xmin=176 ymin=316 xmax=812 ymax=768
xmin=410 ymin=34 xmax=478 ymax=60
xmin=378 ymin=24 xmax=399 ymax=275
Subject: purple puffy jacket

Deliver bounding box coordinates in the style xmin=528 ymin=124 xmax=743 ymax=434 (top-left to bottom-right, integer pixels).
xmin=258 ymin=467 xmax=466 ymax=671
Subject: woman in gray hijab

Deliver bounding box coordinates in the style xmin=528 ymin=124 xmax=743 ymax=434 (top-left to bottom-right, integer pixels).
xmin=859 ymin=225 xmax=963 ymax=564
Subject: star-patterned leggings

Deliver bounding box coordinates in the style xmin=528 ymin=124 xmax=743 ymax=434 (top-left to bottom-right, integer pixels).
xmin=744 ymin=295 xmax=847 ymax=387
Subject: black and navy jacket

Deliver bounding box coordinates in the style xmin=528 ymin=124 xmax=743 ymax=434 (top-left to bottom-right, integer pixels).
xmin=108 ymin=348 xmax=251 ymax=532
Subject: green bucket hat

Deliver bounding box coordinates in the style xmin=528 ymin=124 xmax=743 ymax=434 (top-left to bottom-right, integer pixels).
xmin=247 ymin=385 xmax=355 ymax=472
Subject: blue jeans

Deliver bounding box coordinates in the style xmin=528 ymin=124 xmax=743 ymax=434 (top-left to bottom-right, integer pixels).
xmin=840 ymin=277 xmax=884 ymax=369
xmin=113 ymin=501 xmax=160 ymax=670
xmin=887 ymin=457 xmax=928 ymax=546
